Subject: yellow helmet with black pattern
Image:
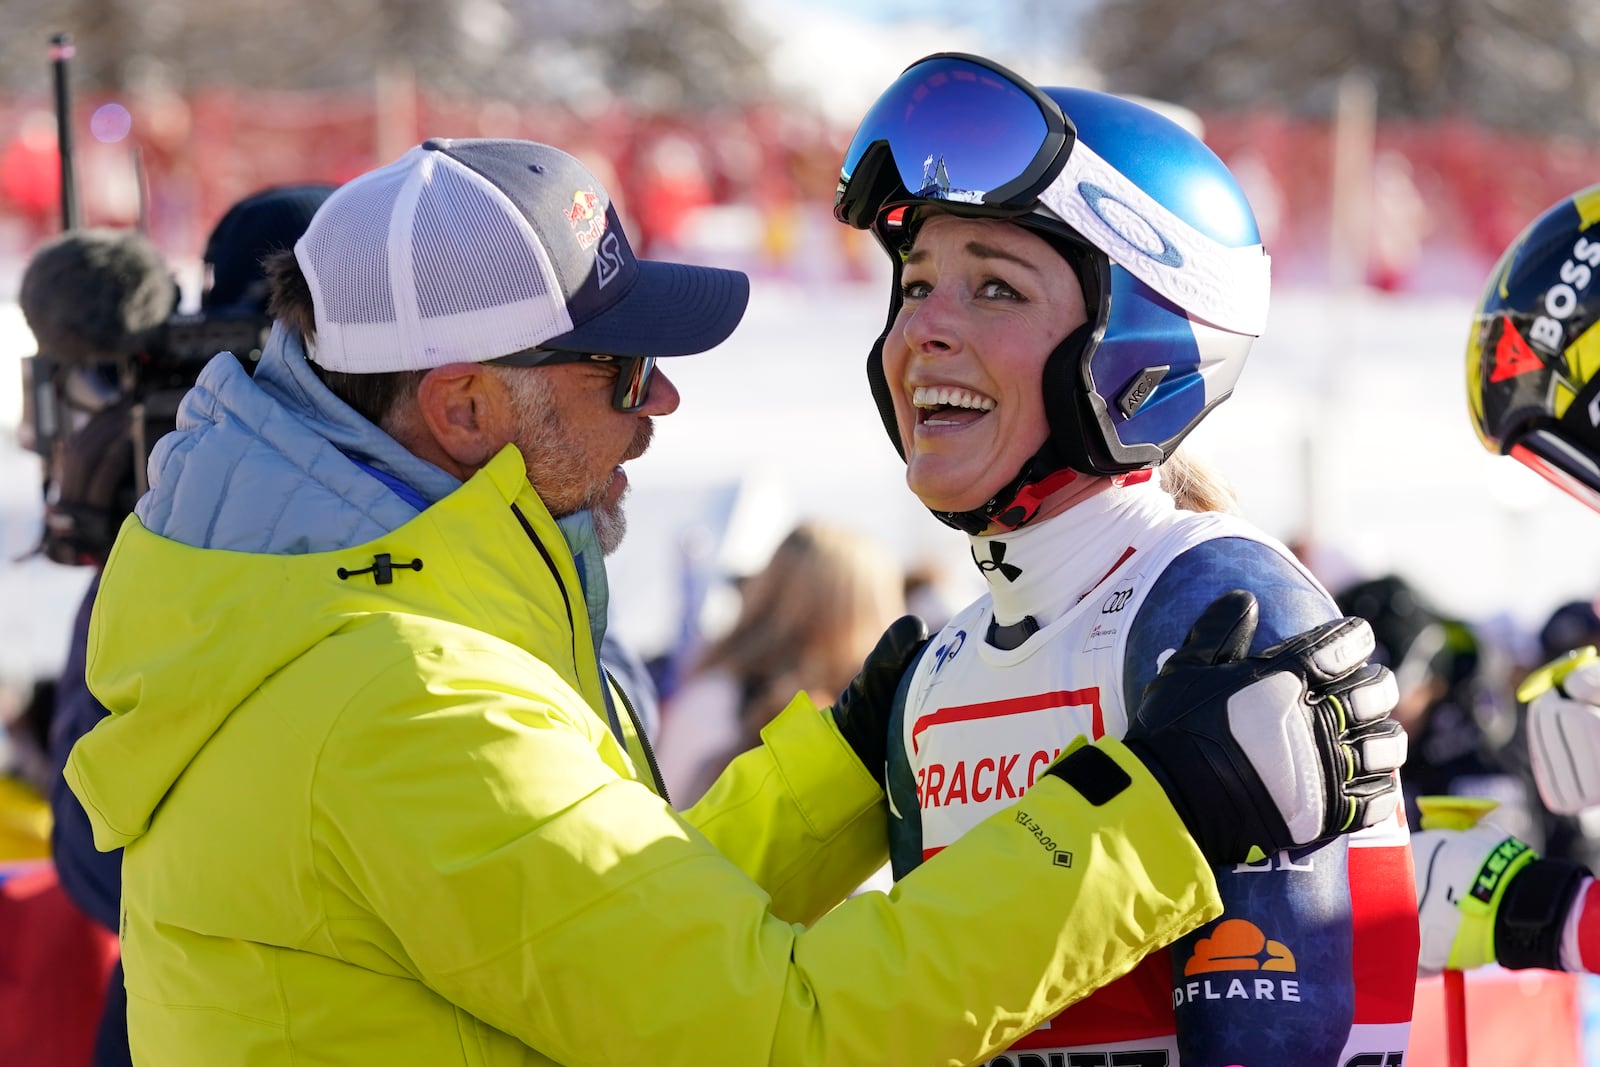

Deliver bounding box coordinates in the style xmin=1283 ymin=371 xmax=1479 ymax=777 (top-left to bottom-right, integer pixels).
xmin=1466 ymin=184 xmax=1600 ymax=511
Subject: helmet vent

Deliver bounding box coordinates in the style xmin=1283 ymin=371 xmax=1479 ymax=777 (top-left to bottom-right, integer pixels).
xmin=1117 ymin=365 xmax=1170 ymax=417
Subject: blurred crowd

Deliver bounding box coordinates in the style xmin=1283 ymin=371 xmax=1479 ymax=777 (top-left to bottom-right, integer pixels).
xmin=1286 ymin=545 xmax=1600 ymax=873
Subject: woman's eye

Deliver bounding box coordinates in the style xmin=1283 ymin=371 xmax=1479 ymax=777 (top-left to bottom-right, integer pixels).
xmin=900 ymin=279 xmax=931 ymax=300
xmin=978 ymin=278 xmax=1021 ymax=300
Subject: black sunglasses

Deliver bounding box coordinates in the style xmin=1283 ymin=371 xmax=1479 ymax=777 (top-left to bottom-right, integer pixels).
xmin=489 ymin=348 xmax=658 ymax=413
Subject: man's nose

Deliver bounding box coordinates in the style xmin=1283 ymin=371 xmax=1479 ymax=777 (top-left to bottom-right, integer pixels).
xmin=641 ymin=366 xmax=680 ymax=416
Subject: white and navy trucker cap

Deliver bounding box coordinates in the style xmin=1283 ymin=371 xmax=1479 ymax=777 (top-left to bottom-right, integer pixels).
xmin=293 ymin=137 xmax=750 ymax=373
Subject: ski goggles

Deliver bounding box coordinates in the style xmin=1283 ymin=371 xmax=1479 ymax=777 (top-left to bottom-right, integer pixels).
xmin=834 ymin=51 xmax=1273 ymax=337
xmin=491 ymin=348 xmax=657 ymax=412
xmin=833 ymin=52 xmax=1076 ymax=231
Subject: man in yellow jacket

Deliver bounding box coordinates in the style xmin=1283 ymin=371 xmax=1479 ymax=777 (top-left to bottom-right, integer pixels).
xmin=65 ymin=137 xmax=1404 ymax=1065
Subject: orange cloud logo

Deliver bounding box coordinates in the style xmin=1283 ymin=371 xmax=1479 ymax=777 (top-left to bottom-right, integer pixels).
xmin=1184 ymin=918 xmax=1296 ymax=975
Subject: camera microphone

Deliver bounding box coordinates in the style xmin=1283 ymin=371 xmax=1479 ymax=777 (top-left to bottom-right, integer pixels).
xmin=18 ymin=227 xmax=178 ymax=367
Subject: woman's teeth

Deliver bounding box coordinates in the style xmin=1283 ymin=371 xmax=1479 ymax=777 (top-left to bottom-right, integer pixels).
xmin=913 ymin=386 xmax=995 ymax=425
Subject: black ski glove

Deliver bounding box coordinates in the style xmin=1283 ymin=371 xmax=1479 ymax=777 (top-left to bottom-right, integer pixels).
xmin=1068 ymin=589 xmax=1406 ymax=866
xmin=830 ymin=615 xmax=931 ymax=781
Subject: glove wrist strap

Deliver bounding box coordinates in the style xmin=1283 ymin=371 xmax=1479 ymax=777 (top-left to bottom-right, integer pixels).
xmin=1496 ymin=857 xmax=1589 ymax=970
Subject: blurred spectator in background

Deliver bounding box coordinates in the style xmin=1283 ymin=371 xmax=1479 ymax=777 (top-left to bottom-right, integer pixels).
xmin=654 ymin=520 xmax=905 ymax=805
xmin=1 ymin=674 xmax=118 ymax=1066
xmin=1 ymin=677 xmax=56 ymax=859
xmin=12 ymin=220 xmax=177 ymax=1067
xmin=1537 ymin=599 xmax=1600 ymax=669
xmin=1336 ymin=573 xmax=1529 ymax=835
xmin=901 ymin=554 xmax=970 ymax=635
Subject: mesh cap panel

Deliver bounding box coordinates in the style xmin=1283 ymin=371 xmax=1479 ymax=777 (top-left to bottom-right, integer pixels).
xmin=299 ymin=159 xmax=401 ymax=329
xmin=297 ymin=147 xmax=571 ymax=372
xmin=292 ymin=138 xmax=748 ymax=373
xmin=413 ymin=161 xmax=555 ymax=319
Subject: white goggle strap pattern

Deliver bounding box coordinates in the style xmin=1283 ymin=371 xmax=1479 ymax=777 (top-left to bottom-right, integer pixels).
xmin=1036 ymin=140 xmax=1271 ymax=337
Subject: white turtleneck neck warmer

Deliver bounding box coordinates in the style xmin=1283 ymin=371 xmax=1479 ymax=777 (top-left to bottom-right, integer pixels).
xmin=970 ymin=474 xmax=1178 ymax=636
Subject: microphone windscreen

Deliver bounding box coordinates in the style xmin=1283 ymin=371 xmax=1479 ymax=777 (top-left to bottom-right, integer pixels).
xmin=19 ymin=228 xmax=178 ymax=365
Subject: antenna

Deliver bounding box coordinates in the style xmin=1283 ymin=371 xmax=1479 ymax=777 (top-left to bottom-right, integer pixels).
xmin=50 ymin=31 xmax=81 ymax=231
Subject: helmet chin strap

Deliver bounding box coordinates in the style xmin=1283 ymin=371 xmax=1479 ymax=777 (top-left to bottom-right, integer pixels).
xmin=928 ymin=457 xmax=1080 ymax=535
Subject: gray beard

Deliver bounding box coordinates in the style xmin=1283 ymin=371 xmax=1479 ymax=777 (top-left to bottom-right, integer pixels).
xmin=590 ymin=485 xmax=627 ymax=556
xmin=497 ymin=366 xmax=641 ymax=556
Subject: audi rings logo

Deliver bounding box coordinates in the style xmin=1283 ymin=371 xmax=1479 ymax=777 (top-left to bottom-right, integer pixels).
xmin=1078 ymin=182 xmax=1184 ymax=268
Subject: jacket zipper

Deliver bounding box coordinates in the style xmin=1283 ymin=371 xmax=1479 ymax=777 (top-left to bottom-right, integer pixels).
xmin=607 ymin=670 xmax=671 ymax=805
xmin=510 ymin=503 xmax=671 ymax=804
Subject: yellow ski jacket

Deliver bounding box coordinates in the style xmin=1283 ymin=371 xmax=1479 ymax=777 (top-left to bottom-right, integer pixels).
xmin=67 ymin=438 xmax=1219 ymax=1065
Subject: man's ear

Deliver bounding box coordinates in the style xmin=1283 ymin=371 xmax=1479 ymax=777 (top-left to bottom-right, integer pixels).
xmin=414 ymin=363 xmax=504 ymax=471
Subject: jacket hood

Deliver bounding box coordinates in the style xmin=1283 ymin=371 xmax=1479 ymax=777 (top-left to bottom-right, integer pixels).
xmin=65 ymin=447 xmax=602 ymax=851
xmin=136 ymin=326 xmax=461 ymax=554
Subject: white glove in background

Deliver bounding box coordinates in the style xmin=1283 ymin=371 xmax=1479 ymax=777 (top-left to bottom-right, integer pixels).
xmin=1530 ymin=660 xmax=1600 ymax=815
xmin=1411 ymin=824 xmax=1529 ymax=974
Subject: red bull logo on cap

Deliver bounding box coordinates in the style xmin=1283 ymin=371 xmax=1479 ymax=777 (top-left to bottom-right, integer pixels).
xmin=567 ymin=189 xmax=607 ymax=249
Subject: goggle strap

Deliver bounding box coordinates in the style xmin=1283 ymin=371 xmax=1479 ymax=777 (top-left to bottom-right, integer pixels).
xmin=1037 ymin=140 xmax=1271 ymax=337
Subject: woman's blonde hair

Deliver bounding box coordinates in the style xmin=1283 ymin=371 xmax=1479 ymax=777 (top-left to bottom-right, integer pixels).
xmin=1159 ymin=448 xmax=1237 ymax=514
xmin=695 ymin=521 xmax=907 ymax=733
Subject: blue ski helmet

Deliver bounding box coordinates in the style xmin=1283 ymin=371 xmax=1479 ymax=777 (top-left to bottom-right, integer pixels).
xmin=835 ymin=54 xmax=1271 ymax=533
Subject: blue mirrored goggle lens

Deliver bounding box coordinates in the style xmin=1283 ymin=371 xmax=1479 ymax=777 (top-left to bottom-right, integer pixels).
xmin=839 ymin=55 xmax=1054 ymax=209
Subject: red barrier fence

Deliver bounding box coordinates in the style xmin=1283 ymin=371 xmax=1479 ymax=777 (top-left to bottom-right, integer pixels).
xmin=2 ymin=87 xmax=1597 ymax=296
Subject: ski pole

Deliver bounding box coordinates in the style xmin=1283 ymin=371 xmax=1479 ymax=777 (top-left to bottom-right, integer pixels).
xmin=1416 ymin=795 xmax=1501 ymax=1067
xmin=1442 ymin=969 xmax=1468 ymax=1067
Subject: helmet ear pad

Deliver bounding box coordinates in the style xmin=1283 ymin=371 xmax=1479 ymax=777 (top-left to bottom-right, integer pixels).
xmin=866 ymin=330 xmax=903 ymax=460
xmin=1037 ymin=241 xmax=1130 ymax=477
xmin=1039 ymin=318 xmax=1116 ymax=475
xmin=865 ymin=246 xmax=910 ymax=461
